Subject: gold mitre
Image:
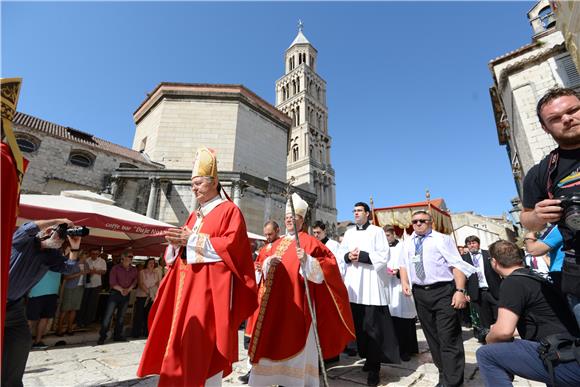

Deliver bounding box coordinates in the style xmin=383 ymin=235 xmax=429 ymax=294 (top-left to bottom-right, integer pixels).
xmin=286 ymin=192 xmax=308 ymax=218
xmin=192 ymin=147 xmax=218 ymax=180
xmin=1 ymin=77 xmax=22 ymax=123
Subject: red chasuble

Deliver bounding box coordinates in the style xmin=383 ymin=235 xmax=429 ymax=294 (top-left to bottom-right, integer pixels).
xmin=137 ymin=201 xmax=258 ymax=387
xmin=1 ymin=143 xmax=27 ymax=353
xmin=249 ymin=231 xmax=355 ymax=363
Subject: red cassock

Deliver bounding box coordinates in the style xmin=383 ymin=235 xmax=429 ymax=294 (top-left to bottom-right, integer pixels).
xmin=1 ymin=143 xmax=27 ymax=353
xmin=249 ymin=231 xmax=355 ymax=363
xmin=137 ymin=201 xmax=258 ymax=386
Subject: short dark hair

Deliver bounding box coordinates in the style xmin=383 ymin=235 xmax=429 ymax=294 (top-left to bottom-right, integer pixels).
xmin=536 ymin=87 xmax=580 ymax=126
xmin=313 ymin=221 xmax=326 ymax=230
xmin=383 ymin=225 xmax=395 ymax=233
xmin=411 ymin=210 xmax=432 ymax=220
xmin=263 ymin=220 xmax=280 ymax=231
xmin=354 ymin=202 xmax=370 ymax=213
xmin=465 ymin=235 xmax=480 ymax=245
xmin=489 ymin=240 xmax=523 ymax=268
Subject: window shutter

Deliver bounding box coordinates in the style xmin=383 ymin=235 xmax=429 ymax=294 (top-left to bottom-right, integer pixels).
xmin=557 ymin=55 xmax=580 ymax=87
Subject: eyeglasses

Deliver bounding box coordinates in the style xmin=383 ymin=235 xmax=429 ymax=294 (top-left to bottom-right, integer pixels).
xmin=411 ymin=219 xmax=430 ymax=225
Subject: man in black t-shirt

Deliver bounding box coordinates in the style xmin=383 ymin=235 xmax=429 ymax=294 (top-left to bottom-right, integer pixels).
xmin=476 ymin=240 xmax=580 ymax=386
xmin=521 ymin=87 xmax=580 ymax=300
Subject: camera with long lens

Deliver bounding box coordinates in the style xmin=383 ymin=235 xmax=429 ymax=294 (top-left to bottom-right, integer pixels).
xmin=55 ymin=223 xmax=90 ymax=239
xmin=558 ymin=195 xmax=580 ymax=232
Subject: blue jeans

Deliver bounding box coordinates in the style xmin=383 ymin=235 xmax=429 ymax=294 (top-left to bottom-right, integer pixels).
xmin=99 ymin=290 xmax=130 ymax=339
xmin=476 ymin=339 xmax=580 ymax=387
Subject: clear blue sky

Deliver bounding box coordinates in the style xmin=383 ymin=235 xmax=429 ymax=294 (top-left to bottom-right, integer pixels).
xmin=2 ymin=1 xmax=535 ymax=221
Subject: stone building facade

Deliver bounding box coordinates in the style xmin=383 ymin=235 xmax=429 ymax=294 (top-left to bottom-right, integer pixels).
xmin=451 ymin=211 xmax=517 ymax=249
xmin=12 ymin=112 xmax=161 ymax=196
xmin=489 ymin=0 xmax=580 ymax=198
xmin=275 ymin=24 xmax=338 ymax=232
xmin=116 ymin=82 xmax=315 ymax=234
xmin=553 ymin=0 xmax=580 ymax=73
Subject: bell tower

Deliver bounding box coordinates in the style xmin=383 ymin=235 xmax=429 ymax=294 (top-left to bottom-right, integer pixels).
xmin=275 ymin=21 xmax=337 ymax=230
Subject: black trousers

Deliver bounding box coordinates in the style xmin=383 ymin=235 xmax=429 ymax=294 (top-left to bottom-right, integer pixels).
xmin=350 ymin=303 xmax=400 ymax=372
xmin=77 ymin=286 xmax=101 ymax=326
xmin=2 ymin=298 xmax=32 ymax=387
xmin=132 ymin=296 xmax=152 ymax=337
xmin=391 ymin=316 xmax=419 ymax=356
xmin=471 ymin=289 xmax=498 ymax=329
xmin=413 ymin=284 xmax=465 ymax=387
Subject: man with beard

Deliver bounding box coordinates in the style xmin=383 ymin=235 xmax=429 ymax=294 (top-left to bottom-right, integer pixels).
xmin=3 ymin=219 xmax=82 ymax=387
xmin=338 ymin=202 xmax=400 ymax=386
xmin=248 ymin=193 xmax=355 ymax=387
xmin=520 ymin=87 xmax=580 ymax=319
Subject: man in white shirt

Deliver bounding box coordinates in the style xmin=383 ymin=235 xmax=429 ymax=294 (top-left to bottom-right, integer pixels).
xmin=399 ymin=210 xmax=476 ymax=387
xmin=383 ymin=225 xmax=418 ymax=362
xmin=77 ymin=248 xmax=107 ymax=327
xmin=338 ymin=202 xmax=400 ymax=386
xmin=312 ymin=220 xmax=340 ymax=258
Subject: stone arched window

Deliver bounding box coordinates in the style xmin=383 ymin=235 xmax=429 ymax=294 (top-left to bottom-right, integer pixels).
xmin=15 ymin=133 xmax=40 ymax=153
xmin=282 ymin=86 xmax=286 ymax=101
xmin=297 ymin=77 xmax=300 ymax=92
xmin=292 ymin=145 xmax=299 ymax=162
xmin=296 ymin=106 xmax=300 ymax=125
xmin=68 ymin=150 xmax=95 ymax=168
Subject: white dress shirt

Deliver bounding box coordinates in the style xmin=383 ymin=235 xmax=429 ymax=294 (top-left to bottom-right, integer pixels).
xmin=470 ymin=251 xmax=489 ymax=288
xmin=399 ymin=230 xmax=477 ymax=286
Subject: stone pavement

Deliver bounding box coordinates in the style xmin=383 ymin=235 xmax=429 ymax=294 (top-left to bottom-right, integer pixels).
xmin=24 ymin=325 xmax=545 ymax=386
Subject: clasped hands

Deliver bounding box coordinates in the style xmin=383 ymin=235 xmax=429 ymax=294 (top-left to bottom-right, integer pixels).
xmin=164 ymin=226 xmax=193 ymax=247
xmin=264 ymin=247 xmax=307 ymax=268
xmin=348 ymin=248 xmax=360 ymax=262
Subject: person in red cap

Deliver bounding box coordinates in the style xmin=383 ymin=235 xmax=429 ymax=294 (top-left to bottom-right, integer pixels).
xmin=137 ymin=147 xmax=257 ymax=386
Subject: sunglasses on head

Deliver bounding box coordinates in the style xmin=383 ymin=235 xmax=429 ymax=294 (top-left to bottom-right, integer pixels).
xmin=411 ymin=219 xmax=430 ymax=225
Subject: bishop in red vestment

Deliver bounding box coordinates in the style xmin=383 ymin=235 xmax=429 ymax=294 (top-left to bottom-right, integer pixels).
xmin=248 ymin=193 xmax=355 ymax=386
xmin=1 ymin=78 xmax=27 ymax=361
xmin=137 ymin=148 xmax=258 ymax=387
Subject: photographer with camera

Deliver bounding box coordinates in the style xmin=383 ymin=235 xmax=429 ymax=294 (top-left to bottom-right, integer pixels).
xmin=521 ymin=87 xmax=580 ymax=317
xmin=476 ymin=240 xmax=580 ymax=386
xmin=2 ymin=219 xmax=86 ymax=387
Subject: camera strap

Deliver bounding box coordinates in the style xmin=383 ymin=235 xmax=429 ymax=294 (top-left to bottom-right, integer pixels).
xmin=546 ymin=149 xmax=559 ymax=200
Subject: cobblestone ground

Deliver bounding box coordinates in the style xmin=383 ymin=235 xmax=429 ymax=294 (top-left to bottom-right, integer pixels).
xmin=24 ymin=325 xmax=544 ymax=386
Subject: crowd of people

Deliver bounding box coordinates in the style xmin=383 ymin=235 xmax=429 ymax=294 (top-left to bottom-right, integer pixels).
xmin=2 ymin=87 xmax=580 ymax=387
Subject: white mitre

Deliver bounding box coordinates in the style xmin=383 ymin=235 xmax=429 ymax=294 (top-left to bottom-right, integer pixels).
xmin=286 ymin=192 xmax=308 ymax=218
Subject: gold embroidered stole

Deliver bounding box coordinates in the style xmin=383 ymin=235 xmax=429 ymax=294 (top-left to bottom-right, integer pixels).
xmin=249 ymin=236 xmax=294 ymax=361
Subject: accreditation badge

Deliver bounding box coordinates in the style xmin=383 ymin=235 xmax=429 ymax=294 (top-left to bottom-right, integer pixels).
xmin=411 ymin=254 xmax=422 ymax=263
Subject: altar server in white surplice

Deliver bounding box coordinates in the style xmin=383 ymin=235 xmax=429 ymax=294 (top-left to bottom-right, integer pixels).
xmin=338 ymin=202 xmax=400 ymax=387
xmin=382 ymin=225 xmax=419 ymax=362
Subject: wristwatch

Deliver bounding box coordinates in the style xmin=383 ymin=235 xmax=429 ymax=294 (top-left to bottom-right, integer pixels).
xmin=455 ymin=288 xmax=466 ymax=294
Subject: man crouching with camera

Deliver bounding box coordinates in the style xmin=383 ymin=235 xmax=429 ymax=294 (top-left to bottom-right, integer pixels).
xmin=476 ymin=240 xmax=580 ymax=386
xmin=2 ymin=219 xmax=86 ymax=387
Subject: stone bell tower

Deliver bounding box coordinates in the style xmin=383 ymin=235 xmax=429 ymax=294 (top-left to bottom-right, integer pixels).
xmin=275 ymin=21 xmax=337 ymax=231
